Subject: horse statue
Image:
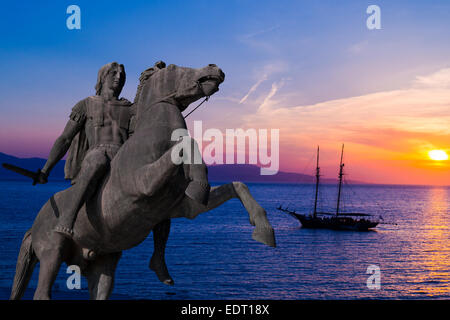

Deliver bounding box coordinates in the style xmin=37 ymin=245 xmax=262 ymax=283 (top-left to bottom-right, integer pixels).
xmin=10 ymin=62 xmax=276 ymax=300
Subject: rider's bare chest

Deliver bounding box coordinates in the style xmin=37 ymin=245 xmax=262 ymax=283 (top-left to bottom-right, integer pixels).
xmin=85 ymin=97 xmax=131 ymax=129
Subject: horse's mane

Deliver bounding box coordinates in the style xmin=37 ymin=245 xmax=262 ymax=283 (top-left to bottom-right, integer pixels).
xmin=134 ymin=61 xmax=167 ymax=104
xmin=134 ymin=67 xmax=155 ymax=104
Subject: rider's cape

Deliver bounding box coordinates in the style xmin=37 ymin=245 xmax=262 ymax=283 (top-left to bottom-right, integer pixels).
xmin=64 ymin=96 xmax=134 ymax=184
xmin=64 ymin=130 xmax=89 ymax=185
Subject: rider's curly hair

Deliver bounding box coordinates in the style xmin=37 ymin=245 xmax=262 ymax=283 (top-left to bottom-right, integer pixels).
xmin=95 ymin=62 xmax=126 ymax=95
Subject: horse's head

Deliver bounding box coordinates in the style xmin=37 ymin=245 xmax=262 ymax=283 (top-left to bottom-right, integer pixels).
xmin=135 ymin=62 xmax=225 ymax=113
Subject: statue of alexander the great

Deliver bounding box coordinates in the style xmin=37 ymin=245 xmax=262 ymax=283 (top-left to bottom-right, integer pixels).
xmin=9 ymin=61 xmax=275 ymax=300
xmin=37 ymin=62 xmax=133 ymax=237
xmin=34 ymin=61 xmax=174 ymax=284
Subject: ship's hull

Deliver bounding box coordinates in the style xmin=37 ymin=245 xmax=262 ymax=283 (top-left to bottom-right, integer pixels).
xmin=292 ymin=213 xmax=379 ymax=231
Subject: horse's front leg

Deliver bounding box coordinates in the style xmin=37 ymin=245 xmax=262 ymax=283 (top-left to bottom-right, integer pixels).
xmin=177 ymin=182 xmax=276 ymax=248
xmin=183 ymin=137 xmax=210 ymax=205
xmin=134 ymin=137 xmax=209 ymax=203
xmin=134 ymin=144 xmax=183 ymax=197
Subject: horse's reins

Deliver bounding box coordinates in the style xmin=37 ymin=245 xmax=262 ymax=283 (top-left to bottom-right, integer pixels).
xmin=183 ymin=96 xmax=209 ymax=119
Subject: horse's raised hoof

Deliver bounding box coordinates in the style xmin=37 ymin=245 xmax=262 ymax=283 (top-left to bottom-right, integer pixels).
xmin=149 ymin=258 xmax=174 ymax=286
xmin=185 ymin=180 xmax=210 ymax=206
xmin=252 ymin=225 xmax=276 ymax=248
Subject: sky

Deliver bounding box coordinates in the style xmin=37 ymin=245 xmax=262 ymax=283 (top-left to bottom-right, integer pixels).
xmin=0 ymin=0 xmax=449 ymax=185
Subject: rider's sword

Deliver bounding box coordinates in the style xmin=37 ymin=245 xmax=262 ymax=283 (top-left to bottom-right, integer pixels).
xmin=1 ymin=163 xmax=43 ymax=185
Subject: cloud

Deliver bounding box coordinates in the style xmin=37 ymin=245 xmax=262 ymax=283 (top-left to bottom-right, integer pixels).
xmin=239 ymin=25 xmax=280 ymax=40
xmin=348 ymin=40 xmax=369 ymax=55
xmin=240 ymin=67 xmax=450 ymax=184
xmin=414 ymin=67 xmax=450 ymax=88
xmin=258 ymin=79 xmax=285 ymax=111
xmin=239 ymin=75 xmax=268 ymax=104
xmin=245 ymin=67 xmax=450 ymax=136
xmin=238 ymin=61 xmax=288 ymax=104
xmin=237 ymin=26 xmax=281 ymax=54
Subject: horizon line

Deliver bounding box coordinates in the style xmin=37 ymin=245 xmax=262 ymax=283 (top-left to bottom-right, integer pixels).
xmin=1 ymin=152 xmax=448 ymax=188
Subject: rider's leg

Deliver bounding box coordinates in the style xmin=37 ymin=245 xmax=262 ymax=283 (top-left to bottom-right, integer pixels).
xmin=54 ymin=148 xmax=109 ymax=238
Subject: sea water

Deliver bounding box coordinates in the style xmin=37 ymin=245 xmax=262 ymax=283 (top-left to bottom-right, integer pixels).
xmin=0 ymin=180 xmax=448 ymax=299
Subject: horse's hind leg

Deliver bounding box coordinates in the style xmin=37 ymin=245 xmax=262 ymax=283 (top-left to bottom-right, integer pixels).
xmin=178 ymin=182 xmax=276 ymax=248
xmin=86 ymin=252 xmax=122 ymax=300
xmin=33 ymin=233 xmax=69 ymax=300
xmin=150 ymin=219 xmax=174 ymax=285
xmin=10 ymin=229 xmax=38 ymax=300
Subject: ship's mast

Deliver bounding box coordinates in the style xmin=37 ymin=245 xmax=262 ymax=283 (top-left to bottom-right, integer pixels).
xmin=313 ymin=146 xmax=320 ymax=218
xmin=336 ymin=144 xmax=344 ymax=216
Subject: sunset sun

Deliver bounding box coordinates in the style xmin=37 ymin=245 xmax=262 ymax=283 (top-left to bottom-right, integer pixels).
xmin=428 ymin=150 xmax=449 ymax=161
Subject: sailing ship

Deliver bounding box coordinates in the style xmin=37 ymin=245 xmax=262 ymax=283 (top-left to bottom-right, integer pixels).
xmin=277 ymin=144 xmax=381 ymax=231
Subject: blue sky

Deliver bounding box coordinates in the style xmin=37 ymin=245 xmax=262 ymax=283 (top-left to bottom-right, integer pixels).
xmin=2 ymin=1 xmax=449 ymax=109
xmin=1 ymin=1 xmax=449 ymax=184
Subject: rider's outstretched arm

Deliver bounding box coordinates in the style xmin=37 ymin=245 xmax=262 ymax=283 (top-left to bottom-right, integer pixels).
xmin=40 ymin=120 xmax=84 ymax=179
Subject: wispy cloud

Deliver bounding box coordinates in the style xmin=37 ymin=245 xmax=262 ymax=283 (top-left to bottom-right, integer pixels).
xmin=237 ymin=25 xmax=281 ymax=54
xmin=414 ymin=67 xmax=450 ymax=88
xmin=347 ymin=40 xmax=369 ymax=55
xmin=239 ymin=25 xmax=280 ymax=40
xmin=238 ymin=61 xmax=288 ymax=105
xmin=239 ymin=75 xmax=268 ymax=104
xmin=258 ymin=79 xmax=285 ymax=111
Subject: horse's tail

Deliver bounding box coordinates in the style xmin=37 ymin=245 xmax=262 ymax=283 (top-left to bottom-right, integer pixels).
xmin=10 ymin=229 xmax=38 ymax=300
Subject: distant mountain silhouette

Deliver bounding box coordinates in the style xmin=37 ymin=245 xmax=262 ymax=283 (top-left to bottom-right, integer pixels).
xmin=207 ymin=164 xmax=339 ymax=184
xmin=0 ymin=152 xmax=65 ymax=180
xmin=0 ymin=152 xmax=359 ymax=184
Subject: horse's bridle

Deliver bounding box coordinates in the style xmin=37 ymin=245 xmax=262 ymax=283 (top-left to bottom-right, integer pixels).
xmin=144 ymin=78 xmax=212 ymax=119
